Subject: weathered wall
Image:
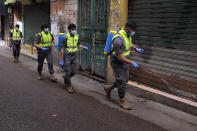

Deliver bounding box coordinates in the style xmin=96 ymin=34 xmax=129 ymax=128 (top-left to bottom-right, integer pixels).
xmin=14 ymin=6 xmax=22 ymax=26
xmin=108 ymin=0 xmax=121 ymax=32
xmin=51 ymin=0 xmax=78 ymax=36
xmin=107 ymin=0 xmax=128 ymax=83
xmin=108 ymin=0 xmax=128 ymax=31
xmin=50 ymin=0 xmax=78 ymax=65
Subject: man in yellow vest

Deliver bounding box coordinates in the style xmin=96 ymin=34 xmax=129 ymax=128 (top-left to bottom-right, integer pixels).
xmin=104 ymin=22 xmax=144 ymax=110
xmin=34 ymin=25 xmax=57 ymax=82
xmin=9 ymin=24 xmax=24 ymax=63
xmin=59 ymin=23 xmax=85 ymax=93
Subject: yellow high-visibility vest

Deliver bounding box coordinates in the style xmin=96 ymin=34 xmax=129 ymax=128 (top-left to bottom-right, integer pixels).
xmin=38 ymin=31 xmax=53 ymax=47
xmin=11 ymin=29 xmax=22 ymax=41
xmin=112 ymin=29 xmax=132 ymax=56
xmin=65 ymin=32 xmax=79 ymax=52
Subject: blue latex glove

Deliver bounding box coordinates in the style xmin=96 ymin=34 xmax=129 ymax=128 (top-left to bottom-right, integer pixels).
xmin=82 ymin=46 xmax=88 ymax=50
xmin=22 ymin=40 xmax=25 ymax=45
xmin=136 ymin=48 xmax=144 ymax=53
xmin=59 ymin=60 xmax=64 ymax=67
xmin=131 ymin=61 xmax=139 ymax=68
xmin=54 ymin=43 xmax=58 ymax=47
xmin=9 ymin=43 xmax=12 ymax=47
xmin=42 ymin=47 xmax=48 ymax=51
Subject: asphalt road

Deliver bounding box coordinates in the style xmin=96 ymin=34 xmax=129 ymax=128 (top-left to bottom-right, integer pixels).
xmin=0 ymin=51 xmax=168 ymax=131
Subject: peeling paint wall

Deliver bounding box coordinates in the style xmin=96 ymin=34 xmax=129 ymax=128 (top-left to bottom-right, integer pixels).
xmin=50 ymin=0 xmax=78 ymax=37
xmin=107 ymin=0 xmax=128 ymax=83
xmin=107 ymin=0 xmax=121 ymax=83
xmin=50 ymin=0 xmax=78 ymax=65
xmin=108 ymin=0 xmax=121 ymax=31
xmin=14 ymin=6 xmax=22 ymax=27
xmin=108 ymin=0 xmax=128 ymax=31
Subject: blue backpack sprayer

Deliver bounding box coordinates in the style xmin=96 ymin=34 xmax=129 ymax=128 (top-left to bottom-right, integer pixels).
xmin=58 ymin=33 xmax=88 ymax=51
xmin=104 ymin=30 xmax=136 ymax=55
xmin=104 ymin=30 xmax=117 ymax=55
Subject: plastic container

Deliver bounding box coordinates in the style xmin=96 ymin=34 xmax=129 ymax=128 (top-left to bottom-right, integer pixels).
xmin=58 ymin=33 xmax=66 ymax=51
xmin=104 ymin=31 xmax=117 ymax=54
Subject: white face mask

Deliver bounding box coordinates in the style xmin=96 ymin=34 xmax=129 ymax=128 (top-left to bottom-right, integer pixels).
xmin=15 ymin=28 xmax=19 ymax=31
xmin=44 ymin=28 xmax=49 ymax=33
xmin=71 ymin=30 xmax=77 ymax=36
xmin=130 ymin=31 xmax=135 ymax=37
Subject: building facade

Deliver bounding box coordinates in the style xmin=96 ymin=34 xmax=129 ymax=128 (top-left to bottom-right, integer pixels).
xmin=4 ymin=0 xmax=197 ymax=99
xmin=77 ymin=0 xmax=197 ymax=99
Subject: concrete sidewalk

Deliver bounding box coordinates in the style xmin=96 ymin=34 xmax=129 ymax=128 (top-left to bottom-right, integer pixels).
xmin=0 ymin=40 xmax=197 ymax=131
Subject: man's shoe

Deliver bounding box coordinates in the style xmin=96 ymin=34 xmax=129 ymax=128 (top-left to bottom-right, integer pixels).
xmin=126 ymin=85 xmax=128 ymax=89
xmin=13 ymin=58 xmax=17 ymax=63
xmin=66 ymin=84 xmax=74 ymax=93
xmin=50 ymin=74 xmax=57 ymax=82
xmin=104 ymin=85 xmax=114 ymax=99
xmin=37 ymin=73 xmax=42 ymax=80
xmin=16 ymin=58 xmax=20 ymax=63
xmin=120 ymin=98 xmax=132 ymax=110
xmin=62 ymin=75 xmax=73 ymax=93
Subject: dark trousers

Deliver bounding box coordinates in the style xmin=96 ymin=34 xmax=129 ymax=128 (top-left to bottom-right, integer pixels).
xmin=37 ymin=48 xmax=54 ymax=74
xmin=63 ymin=52 xmax=77 ymax=85
xmin=111 ymin=57 xmax=129 ymax=99
xmin=12 ymin=42 xmax=21 ymax=58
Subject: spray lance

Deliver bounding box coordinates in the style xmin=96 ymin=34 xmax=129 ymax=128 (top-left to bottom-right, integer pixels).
xmin=136 ymin=65 xmax=173 ymax=92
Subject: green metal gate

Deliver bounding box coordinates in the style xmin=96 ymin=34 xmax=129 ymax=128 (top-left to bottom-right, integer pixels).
xmin=78 ymin=0 xmax=109 ymax=78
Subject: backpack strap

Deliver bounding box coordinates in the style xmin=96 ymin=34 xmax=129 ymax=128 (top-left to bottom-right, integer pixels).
xmin=109 ymin=35 xmax=123 ymax=56
xmin=49 ymin=32 xmax=53 ymax=38
xmin=38 ymin=32 xmax=44 ymax=44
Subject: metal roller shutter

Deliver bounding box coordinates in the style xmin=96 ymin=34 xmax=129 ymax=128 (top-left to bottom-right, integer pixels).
xmin=128 ymin=0 xmax=197 ymax=52
xmin=24 ymin=2 xmax=50 ymax=44
xmin=128 ymin=0 xmax=197 ymax=98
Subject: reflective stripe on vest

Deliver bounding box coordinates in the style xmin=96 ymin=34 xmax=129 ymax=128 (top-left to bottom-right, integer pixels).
xmin=12 ymin=29 xmax=22 ymax=41
xmin=112 ymin=29 xmax=132 ymax=56
xmin=38 ymin=31 xmax=53 ymax=47
xmin=65 ymin=32 xmax=79 ymax=52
